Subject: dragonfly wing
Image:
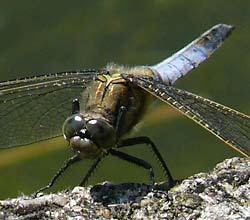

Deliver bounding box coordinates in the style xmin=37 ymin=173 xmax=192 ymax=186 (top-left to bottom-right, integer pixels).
xmin=124 ymin=75 xmax=250 ymax=157
xmin=0 ymin=70 xmax=97 ymax=148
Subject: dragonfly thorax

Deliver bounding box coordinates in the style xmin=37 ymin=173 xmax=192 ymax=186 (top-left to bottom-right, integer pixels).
xmin=63 ymin=114 xmax=116 ymax=159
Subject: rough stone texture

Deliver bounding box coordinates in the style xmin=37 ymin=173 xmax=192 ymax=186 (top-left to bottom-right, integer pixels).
xmin=0 ymin=157 xmax=249 ymax=220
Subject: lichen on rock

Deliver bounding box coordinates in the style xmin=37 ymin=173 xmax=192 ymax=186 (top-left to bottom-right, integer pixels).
xmin=0 ymin=157 xmax=249 ymax=219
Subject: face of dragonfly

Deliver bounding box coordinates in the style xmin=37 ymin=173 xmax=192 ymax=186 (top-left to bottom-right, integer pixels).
xmin=62 ymin=114 xmax=116 ymax=158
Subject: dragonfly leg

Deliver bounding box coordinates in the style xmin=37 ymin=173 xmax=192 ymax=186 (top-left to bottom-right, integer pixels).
xmin=117 ymin=136 xmax=174 ymax=187
xmin=109 ymin=148 xmax=155 ymax=185
xmin=79 ymin=156 xmax=104 ymax=186
xmin=72 ymin=99 xmax=80 ymax=114
xmin=115 ymin=105 xmax=127 ymax=137
xmin=35 ymin=154 xmax=81 ymax=195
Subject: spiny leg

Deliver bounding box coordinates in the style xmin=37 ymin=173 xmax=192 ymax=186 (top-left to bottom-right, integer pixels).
xmin=35 ymin=154 xmax=81 ymax=195
xmin=79 ymin=156 xmax=103 ymax=186
xmin=109 ymin=149 xmax=155 ymax=184
xmin=115 ymin=105 xmax=127 ymax=137
xmin=117 ymin=136 xmax=174 ymax=187
xmin=72 ymin=99 xmax=80 ymax=114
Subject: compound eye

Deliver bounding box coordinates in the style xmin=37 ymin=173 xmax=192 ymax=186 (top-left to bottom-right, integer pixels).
xmin=63 ymin=114 xmax=86 ymax=140
xmin=86 ymin=119 xmax=115 ymax=148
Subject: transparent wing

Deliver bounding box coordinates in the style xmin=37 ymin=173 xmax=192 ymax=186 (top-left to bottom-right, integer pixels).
xmin=0 ymin=70 xmax=97 ymax=148
xmin=124 ymin=75 xmax=250 ymax=157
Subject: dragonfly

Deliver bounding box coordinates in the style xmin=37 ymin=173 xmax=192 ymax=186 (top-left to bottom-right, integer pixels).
xmin=0 ymin=24 xmax=249 ymax=194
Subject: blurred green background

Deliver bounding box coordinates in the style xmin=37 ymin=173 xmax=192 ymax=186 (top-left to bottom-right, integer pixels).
xmin=0 ymin=0 xmax=249 ymax=199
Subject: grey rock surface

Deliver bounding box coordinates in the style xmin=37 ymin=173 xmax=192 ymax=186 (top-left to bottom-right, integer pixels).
xmin=0 ymin=157 xmax=249 ymax=220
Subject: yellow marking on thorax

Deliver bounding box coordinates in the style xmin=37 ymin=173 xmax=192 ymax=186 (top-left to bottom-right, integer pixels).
xmin=95 ymin=73 xmax=125 ymax=103
xmin=97 ymin=73 xmax=124 ymax=87
xmin=95 ymin=82 xmax=104 ymax=100
xmin=110 ymin=85 xmax=114 ymax=94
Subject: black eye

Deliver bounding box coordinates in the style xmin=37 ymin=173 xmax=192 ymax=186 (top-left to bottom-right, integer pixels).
xmin=87 ymin=119 xmax=105 ymax=135
xmin=86 ymin=119 xmax=115 ymax=148
xmin=62 ymin=114 xmax=86 ymax=140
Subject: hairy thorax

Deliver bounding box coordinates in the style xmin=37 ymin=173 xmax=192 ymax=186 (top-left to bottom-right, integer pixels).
xmin=82 ymin=65 xmax=155 ymax=139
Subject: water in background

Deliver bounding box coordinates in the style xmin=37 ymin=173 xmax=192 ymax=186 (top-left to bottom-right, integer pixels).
xmin=0 ymin=0 xmax=249 ymax=199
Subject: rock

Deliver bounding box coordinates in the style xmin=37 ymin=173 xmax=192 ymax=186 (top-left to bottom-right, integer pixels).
xmin=0 ymin=157 xmax=249 ymax=219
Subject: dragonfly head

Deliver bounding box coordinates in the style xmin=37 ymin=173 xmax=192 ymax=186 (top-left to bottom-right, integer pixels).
xmin=63 ymin=114 xmax=116 ymax=158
